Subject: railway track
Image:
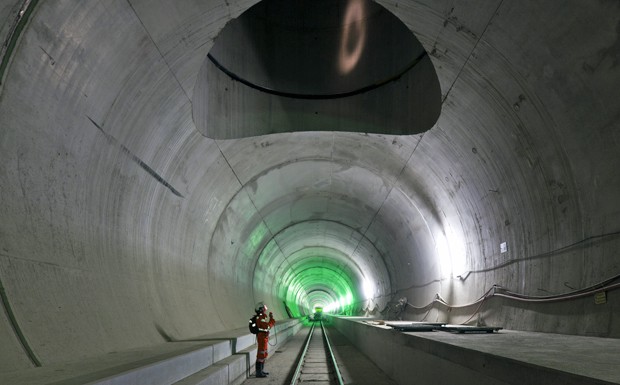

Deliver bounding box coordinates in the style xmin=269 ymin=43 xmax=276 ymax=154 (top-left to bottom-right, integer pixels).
xmin=291 ymin=321 xmax=344 ymax=385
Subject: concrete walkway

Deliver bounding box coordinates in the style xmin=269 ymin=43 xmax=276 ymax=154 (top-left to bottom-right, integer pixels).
xmin=334 ymin=317 xmax=620 ymax=385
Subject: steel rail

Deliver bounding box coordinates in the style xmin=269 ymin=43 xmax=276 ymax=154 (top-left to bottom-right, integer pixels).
xmin=321 ymin=321 xmax=345 ymax=385
xmin=290 ymin=321 xmax=345 ymax=385
xmin=290 ymin=322 xmax=316 ymax=384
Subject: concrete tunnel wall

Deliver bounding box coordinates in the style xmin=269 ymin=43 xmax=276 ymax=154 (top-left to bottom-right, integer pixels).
xmin=0 ymin=0 xmax=619 ymax=373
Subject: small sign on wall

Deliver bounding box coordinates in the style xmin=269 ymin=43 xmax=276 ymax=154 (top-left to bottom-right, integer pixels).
xmin=500 ymin=242 xmax=507 ymax=253
xmin=594 ymin=291 xmax=607 ymax=305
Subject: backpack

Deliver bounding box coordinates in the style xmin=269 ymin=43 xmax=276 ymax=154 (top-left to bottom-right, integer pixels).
xmin=248 ymin=314 xmax=258 ymax=334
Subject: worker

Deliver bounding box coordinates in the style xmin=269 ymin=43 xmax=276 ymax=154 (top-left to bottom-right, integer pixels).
xmin=254 ymin=302 xmax=276 ymax=378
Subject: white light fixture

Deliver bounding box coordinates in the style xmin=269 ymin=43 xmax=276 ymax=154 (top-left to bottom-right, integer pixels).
xmin=363 ymin=279 xmax=374 ymax=299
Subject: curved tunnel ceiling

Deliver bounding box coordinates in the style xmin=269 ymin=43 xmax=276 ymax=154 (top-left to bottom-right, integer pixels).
xmin=195 ymin=0 xmax=442 ymax=138
xmin=0 ymin=0 xmax=619 ymax=370
xmin=214 ymin=152 xmax=403 ymax=317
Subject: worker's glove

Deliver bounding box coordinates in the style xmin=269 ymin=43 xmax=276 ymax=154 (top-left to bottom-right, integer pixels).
xmin=269 ymin=312 xmax=274 ymax=318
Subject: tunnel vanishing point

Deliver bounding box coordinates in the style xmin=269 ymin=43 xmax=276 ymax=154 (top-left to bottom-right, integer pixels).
xmin=0 ymin=0 xmax=619 ymax=383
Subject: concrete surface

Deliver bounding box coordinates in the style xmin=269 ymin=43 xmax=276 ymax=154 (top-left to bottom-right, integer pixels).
xmin=0 ymin=341 xmax=225 ymax=385
xmin=0 ymin=319 xmax=301 ymax=385
xmin=0 ymin=0 xmax=619 ymax=382
xmin=241 ymin=324 xmax=398 ymax=385
xmin=333 ymin=316 xmax=620 ymax=385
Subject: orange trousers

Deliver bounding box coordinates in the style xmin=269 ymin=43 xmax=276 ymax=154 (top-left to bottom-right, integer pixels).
xmin=256 ymin=332 xmax=269 ymax=362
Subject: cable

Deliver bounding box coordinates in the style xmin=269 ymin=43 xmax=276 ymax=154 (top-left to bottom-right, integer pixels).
xmin=460 ymin=280 xmax=620 ymax=325
xmin=268 ymin=322 xmax=278 ymax=347
xmin=459 ymin=231 xmax=620 ymax=278
xmin=495 ymin=282 xmax=620 ymax=303
xmin=419 ymin=304 xmax=434 ymax=322
xmin=460 ymin=295 xmax=490 ymax=325
xmin=390 ymin=276 xmax=620 ymax=325
xmin=358 ymin=269 xmax=620 ymax=325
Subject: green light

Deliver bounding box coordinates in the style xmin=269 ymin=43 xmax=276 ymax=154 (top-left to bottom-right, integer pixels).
xmin=277 ymin=256 xmax=360 ymax=317
xmin=324 ymin=288 xmax=354 ymax=314
xmin=244 ymin=223 xmax=269 ymax=258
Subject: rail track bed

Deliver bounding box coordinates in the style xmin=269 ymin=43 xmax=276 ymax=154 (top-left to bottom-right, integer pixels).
xmin=291 ymin=322 xmax=343 ymax=385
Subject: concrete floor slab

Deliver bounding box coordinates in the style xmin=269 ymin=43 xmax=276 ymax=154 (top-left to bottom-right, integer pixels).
xmin=335 ymin=317 xmax=620 ymax=385
xmin=414 ymin=328 xmax=620 ymax=383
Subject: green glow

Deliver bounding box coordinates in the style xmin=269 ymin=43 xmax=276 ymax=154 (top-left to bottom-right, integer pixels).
xmin=276 ymin=256 xmax=360 ymax=317
xmin=244 ymin=223 xmax=269 ymax=258
xmin=324 ymin=289 xmax=354 ymax=314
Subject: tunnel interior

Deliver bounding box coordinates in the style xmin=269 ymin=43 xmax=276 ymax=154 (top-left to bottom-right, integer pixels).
xmin=0 ymin=0 xmax=619 ymax=374
xmin=196 ymin=0 xmax=441 ymax=138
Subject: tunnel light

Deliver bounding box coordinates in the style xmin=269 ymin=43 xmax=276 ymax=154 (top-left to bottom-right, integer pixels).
xmin=324 ymin=292 xmax=354 ymax=314
xmin=450 ymin=235 xmax=467 ymax=277
xmin=363 ymin=279 xmax=374 ymax=299
xmin=324 ymin=302 xmax=337 ymax=313
xmin=338 ymin=0 xmax=366 ymax=74
xmin=436 ymin=230 xmax=466 ymax=279
xmin=436 ymin=234 xmax=452 ymax=278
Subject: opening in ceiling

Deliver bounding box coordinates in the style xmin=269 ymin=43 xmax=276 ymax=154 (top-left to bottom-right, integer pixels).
xmin=193 ymin=0 xmax=441 ymax=139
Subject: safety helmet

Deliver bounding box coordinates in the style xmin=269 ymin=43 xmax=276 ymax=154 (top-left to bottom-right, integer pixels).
xmin=255 ymin=302 xmax=267 ymax=313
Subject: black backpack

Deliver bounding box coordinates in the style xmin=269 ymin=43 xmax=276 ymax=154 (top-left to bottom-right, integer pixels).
xmin=248 ymin=314 xmax=258 ymax=334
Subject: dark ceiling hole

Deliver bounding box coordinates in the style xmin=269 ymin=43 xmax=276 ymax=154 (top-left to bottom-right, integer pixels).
xmin=193 ymin=0 xmax=441 ymax=139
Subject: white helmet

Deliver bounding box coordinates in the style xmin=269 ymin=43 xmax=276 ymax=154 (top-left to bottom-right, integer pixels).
xmin=255 ymin=302 xmax=267 ymax=313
